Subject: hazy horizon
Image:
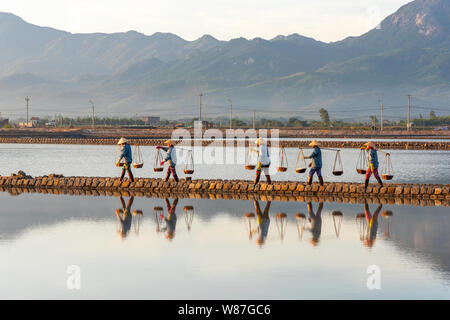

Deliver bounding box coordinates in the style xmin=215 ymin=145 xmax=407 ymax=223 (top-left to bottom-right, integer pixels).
xmin=0 ymin=0 xmax=412 ymax=43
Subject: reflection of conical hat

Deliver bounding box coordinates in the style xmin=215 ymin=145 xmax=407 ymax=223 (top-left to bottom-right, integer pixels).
xmin=364 ymin=141 xmax=376 ymax=149
xmin=309 ymin=140 xmax=319 ymax=147
xmin=164 ymin=139 xmax=174 ymax=145
xmin=117 ymin=137 xmax=128 ymax=145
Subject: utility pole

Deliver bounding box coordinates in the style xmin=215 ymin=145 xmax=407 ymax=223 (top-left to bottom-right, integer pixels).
xmin=253 ymin=110 xmax=256 ymax=130
xmin=379 ymin=99 xmax=383 ymax=131
xmin=89 ymin=100 xmax=95 ymax=129
xmin=407 ymin=94 xmax=411 ymax=131
xmin=228 ymin=99 xmax=232 ymax=129
xmin=199 ymin=93 xmax=203 ymax=124
xmin=25 ymin=96 xmax=30 ymax=124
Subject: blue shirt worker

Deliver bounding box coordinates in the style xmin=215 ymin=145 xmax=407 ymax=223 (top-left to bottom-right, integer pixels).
xmin=304 ymin=140 xmax=323 ymax=186
xmin=157 ymin=139 xmax=179 ymax=182
xmin=117 ymin=137 xmax=134 ymax=182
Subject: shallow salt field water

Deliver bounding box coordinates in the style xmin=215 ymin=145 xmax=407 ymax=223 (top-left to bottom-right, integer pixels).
xmin=0 ymin=192 xmax=449 ymax=299
xmin=0 ymin=144 xmax=448 ymax=184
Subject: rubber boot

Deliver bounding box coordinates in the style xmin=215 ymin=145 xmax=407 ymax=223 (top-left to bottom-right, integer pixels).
xmin=266 ymin=174 xmax=272 ymax=185
xmin=318 ymin=176 xmax=324 ymax=186
xmin=364 ymin=179 xmax=369 ymax=192
xmin=307 ymin=176 xmax=312 ymax=186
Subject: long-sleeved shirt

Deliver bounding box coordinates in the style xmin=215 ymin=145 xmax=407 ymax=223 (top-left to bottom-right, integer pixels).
xmin=162 ymin=146 xmax=177 ymax=167
xmin=368 ymin=148 xmax=379 ymax=169
xmin=120 ymin=143 xmax=132 ymax=163
xmin=305 ymin=147 xmax=322 ymax=168
xmin=258 ymin=144 xmax=271 ymax=166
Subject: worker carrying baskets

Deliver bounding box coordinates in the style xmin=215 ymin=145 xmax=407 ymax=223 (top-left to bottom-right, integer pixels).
xmin=252 ymin=138 xmax=272 ymax=184
xmin=304 ymin=140 xmax=323 ymax=186
xmin=360 ymin=141 xmax=389 ymax=191
xmin=156 ymin=139 xmax=179 ymax=182
xmin=116 ymin=137 xmax=134 ymax=183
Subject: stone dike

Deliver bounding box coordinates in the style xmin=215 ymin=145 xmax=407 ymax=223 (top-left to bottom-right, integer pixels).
xmin=1 ymin=174 xmax=448 ymax=207
xmin=0 ymin=137 xmax=449 ymax=150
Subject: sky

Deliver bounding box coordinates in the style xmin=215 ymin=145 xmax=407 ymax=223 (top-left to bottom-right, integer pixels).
xmin=0 ymin=0 xmax=412 ymax=42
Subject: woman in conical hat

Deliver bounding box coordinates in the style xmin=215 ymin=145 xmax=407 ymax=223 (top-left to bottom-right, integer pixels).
xmin=253 ymin=138 xmax=271 ymax=184
xmin=304 ymin=140 xmax=323 ymax=186
xmin=117 ymin=137 xmax=134 ymax=182
xmin=156 ymin=139 xmax=179 ymax=182
xmin=361 ymin=141 xmax=383 ymax=190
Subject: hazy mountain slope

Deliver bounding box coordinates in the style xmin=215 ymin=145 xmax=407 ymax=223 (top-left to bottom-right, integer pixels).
xmin=0 ymin=12 xmax=224 ymax=79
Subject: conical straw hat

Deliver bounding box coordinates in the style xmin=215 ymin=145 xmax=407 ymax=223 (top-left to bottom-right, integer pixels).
xmin=254 ymin=138 xmax=266 ymax=145
xmin=364 ymin=141 xmax=376 ymax=149
xmin=117 ymin=137 xmax=128 ymax=145
xmin=309 ymin=140 xmax=319 ymax=147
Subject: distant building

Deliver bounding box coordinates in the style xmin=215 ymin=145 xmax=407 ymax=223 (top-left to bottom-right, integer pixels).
xmin=19 ymin=117 xmax=40 ymax=128
xmin=141 ymin=116 xmax=160 ymax=126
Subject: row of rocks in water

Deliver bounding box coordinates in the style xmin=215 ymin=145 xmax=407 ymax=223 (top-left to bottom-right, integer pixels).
xmin=2 ymin=186 xmax=446 ymax=207
xmin=0 ymin=175 xmax=448 ymax=206
xmin=0 ymin=137 xmax=449 ymax=150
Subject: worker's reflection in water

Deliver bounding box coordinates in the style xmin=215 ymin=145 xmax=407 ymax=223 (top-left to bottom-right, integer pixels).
xmin=307 ymin=202 xmax=323 ymax=246
xmin=160 ymin=198 xmax=178 ymax=241
xmin=363 ymin=200 xmax=383 ymax=248
xmin=253 ymin=199 xmax=271 ymax=247
xmin=115 ymin=196 xmax=134 ymax=240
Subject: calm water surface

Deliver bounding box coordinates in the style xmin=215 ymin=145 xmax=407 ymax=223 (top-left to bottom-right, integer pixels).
xmin=0 ymin=144 xmax=448 ymax=184
xmin=0 ymin=192 xmax=449 ymax=299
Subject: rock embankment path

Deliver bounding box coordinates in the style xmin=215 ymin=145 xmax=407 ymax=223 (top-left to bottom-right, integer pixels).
xmin=0 ymin=137 xmax=449 ymax=150
xmin=1 ymin=175 xmax=448 ymax=207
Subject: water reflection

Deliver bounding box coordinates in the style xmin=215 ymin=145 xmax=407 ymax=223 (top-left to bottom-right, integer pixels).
xmin=357 ymin=201 xmax=383 ymax=248
xmin=295 ymin=213 xmax=306 ymax=239
xmin=241 ymin=200 xmax=395 ymax=248
xmin=253 ymin=200 xmax=271 ymax=247
xmin=307 ymin=202 xmax=323 ymax=246
xmin=154 ymin=198 xmax=179 ymax=241
xmin=184 ymin=206 xmax=195 ymax=232
xmin=1 ymin=191 xmax=449 ymax=299
xmin=381 ymin=210 xmax=394 ymax=239
xmin=115 ymin=196 xmax=135 ymax=240
xmin=332 ymin=211 xmax=343 ymax=238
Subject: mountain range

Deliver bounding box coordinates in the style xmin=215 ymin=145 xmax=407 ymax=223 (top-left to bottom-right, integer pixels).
xmin=0 ymin=0 xmax=449 ymax=120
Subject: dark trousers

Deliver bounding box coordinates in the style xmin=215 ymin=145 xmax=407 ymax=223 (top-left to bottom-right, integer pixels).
xmin=165 ymin=166 xmax=179 ymax=182
xmin=120 ymin=163 xmax=134 ymax=182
